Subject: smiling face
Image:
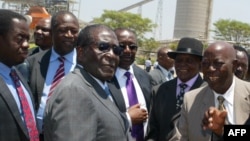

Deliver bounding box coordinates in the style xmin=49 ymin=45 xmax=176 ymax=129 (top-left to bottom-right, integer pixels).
xmin=0 ymin=18 xmax=30 ymax=67
xmin=52 ymin=13 xmax=79 ymax=56
xmin=34 ymin=18 xmax=52 ymax=50
xmin=202 ymin=42 xmax=237 ymax=93
xmin=115 ymin=29 xmax=137 ymax=70
xmin=175 ymin=54 xmax=201 ymax=82
xmin=78 ymin=26 xmax=119 ymax=82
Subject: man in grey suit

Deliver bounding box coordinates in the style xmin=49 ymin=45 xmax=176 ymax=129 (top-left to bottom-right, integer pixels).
xmin=44 ymin=24 xmax=128 ymax=141
xmin=169 ymin=41 xmax=250 ymax=141
xmin=149 ymin=47 xmax=175 ymax=86
xmin=146 ymin=37 xmax=204 ymax=141
xmin=0 ymin=9 xmax=38 ymax=141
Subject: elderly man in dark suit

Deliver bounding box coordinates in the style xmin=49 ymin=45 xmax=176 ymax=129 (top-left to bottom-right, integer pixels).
xmin=108 ymin=28 xmax=151 ymax=141
xmin=0 ymin=9 xmax=39 ymax=141
xmin=24 ymin=11 xmax=79 ymax=140
xmin=170 ymin=41 xmax=250 ymax=141
xmin=146 ymin=37 xmax=205 ymax=141
xmin=44 ymin=24 xmax=128 ymax=141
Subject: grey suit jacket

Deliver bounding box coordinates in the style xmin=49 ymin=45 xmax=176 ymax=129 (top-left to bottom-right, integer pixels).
xmin=149 ymin=66 xmax=167 ymax=86
xmin=44 ymin=67 xmax=128 ymax=141
xmin=169 ymin=77 xmax=250 ymax=141
xmin=0 ymin=67 xmax=36 ymax=141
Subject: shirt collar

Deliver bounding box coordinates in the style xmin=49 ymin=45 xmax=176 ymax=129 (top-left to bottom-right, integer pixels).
xmin=213 ymin=76 xmax=235 ymax=106
xmin=116 ymin=65 xmax=135 ymax=79
xmin=177 ymin=74 xmax=199 ymax=88
xmin=50 ymin=47 xmax=76 ymax=64
xmin=0 ymin=62 xmax=12 ymax=80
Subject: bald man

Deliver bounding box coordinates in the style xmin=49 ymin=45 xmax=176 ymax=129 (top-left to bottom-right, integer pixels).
xmin=169 ymin=41 xmax=250 ymax=141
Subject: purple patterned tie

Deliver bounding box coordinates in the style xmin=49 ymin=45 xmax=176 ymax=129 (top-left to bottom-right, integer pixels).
xmin=124 ymin=71 xmax=144 ymax=141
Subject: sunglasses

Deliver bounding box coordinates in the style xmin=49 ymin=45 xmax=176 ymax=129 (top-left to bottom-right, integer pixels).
xmin=119 ymin=44 xmax=138 ymax=50
xmin=97 ymin=42 xmax=124 ymax=56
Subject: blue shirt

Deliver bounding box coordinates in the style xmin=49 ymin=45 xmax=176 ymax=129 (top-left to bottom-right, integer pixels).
xmin=0 ymin=62 xmax=35 ymax=121
xmin=36 ymin=47 xmax=77 ymax=132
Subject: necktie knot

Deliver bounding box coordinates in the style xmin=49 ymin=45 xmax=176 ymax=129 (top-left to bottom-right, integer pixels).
xmin=58 ymin=56 xmax=65 ymax=63
xmin=10 ymin=69 xmax=18 ymax=80
xmin=217 ymin=96 xmax=226 ymax=111
xmin=124 ymin=71 xmax=131 ymax=79
xmin=179 ymin=83 xmax=187 ymax=89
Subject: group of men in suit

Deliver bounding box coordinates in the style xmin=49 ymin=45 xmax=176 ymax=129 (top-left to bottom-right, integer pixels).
xmin=1 ymin=8 xmax=250 ymax=141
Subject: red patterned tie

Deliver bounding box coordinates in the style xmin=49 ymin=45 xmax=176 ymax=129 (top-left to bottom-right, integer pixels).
xmin=10 ymin=69 xmax=39 ymax=141
xmin=47 ymin=57 xmax=65 ymax=98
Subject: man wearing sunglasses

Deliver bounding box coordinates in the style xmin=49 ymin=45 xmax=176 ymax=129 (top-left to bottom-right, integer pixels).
xmin=108 ymin=27 xmax=152 ymax=141
xmin=43 ymin=24 xmax=128 ymax=141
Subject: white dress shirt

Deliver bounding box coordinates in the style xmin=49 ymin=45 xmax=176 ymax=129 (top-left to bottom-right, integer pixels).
xmin=115 ymin=65 xmax=148 ymax=140
xmin=213 ymin=77 xmax=235 ymax=124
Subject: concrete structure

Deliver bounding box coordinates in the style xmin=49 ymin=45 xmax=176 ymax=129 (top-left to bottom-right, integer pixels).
xmin=173 ymin=0 xmax=213 ymax=40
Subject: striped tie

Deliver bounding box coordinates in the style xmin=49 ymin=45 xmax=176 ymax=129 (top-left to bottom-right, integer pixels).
xmin=47 ymin=57 xmax=65 ymax=99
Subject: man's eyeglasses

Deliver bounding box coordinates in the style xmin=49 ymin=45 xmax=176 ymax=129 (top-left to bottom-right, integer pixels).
xmin=119 ymin=44 xmax=138 ymax=50
xmin=97 ymin=42 xmax=124 ymax=56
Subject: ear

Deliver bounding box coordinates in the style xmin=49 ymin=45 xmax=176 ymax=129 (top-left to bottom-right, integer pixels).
xmin=232 ymin=59 xmax=238 ymax=72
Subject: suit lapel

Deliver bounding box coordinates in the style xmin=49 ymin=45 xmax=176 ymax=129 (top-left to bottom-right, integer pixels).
xmin=234 ymin=78 xmax=250 ymax=124
xmin=133 ymin=65 xmax=151 ymax=110
xmin=37 ymin=50 xmax=51 ymax=101
xmin=0 ymin=78 xmax=29 ymax=138
xmin=79 ymin=68 xmax=126 ymax=131
xmin=108 ymin=77 xmax=127 ymax=112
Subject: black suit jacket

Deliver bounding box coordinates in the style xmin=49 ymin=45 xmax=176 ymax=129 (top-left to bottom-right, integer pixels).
xmin=0 ymin=67 xmax=36 ymax=141
xmin=26 ymin=49 xmax=52 ymax=110
xmin=28 ymin=47 xmax=40 ymax=56
xmin=146 ymin=75 xmax=204 ymax=141
xmin=108 ymin=65 xmax=152 ymax=114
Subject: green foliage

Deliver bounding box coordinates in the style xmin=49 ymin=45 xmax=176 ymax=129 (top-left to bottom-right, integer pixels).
xmin=212 ymin=19 xmax=250 ymax=44
xmin=140 ymin=38 xmax=159 ymax=58
xmin=93 ymin=10 xmax=156 ymax=41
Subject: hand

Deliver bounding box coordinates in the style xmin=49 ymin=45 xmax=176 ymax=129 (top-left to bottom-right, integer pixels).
xmin=128 ymin=104 xmax=148 ymax=125
xmin=202 ymin=107 xmax=227 ymax=136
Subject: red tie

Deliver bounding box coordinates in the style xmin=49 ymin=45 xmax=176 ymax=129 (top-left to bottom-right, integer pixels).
xmin=10 ymin=69 xmax=39 ymax=141
xmin=47 ymin=57 xmax=65 ymax=98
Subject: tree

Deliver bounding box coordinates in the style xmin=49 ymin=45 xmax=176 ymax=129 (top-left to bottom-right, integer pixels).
xmin=212 ymin=19 xmax=250 ymax=44
xmin=92 ymin=10 xmax=156 ymax=41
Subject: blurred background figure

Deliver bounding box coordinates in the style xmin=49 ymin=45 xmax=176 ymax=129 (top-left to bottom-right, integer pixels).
xmin=149 ymin=47 xmax=175 ymax=86
xmin=29 ymin=17 xmax=52 ymax=56
xmin=145 ymin=57 xmax=152 ymax=72
xmin=233 ymin=45 xmax=249 ymax=80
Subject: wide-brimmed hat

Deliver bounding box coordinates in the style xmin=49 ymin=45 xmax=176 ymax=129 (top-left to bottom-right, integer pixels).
xmin=168 ymin=37 xmax=203 ymax=59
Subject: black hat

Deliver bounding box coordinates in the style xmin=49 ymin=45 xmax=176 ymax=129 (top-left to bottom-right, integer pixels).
xmin=168 ymin=37 xmax=203 ymax=59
